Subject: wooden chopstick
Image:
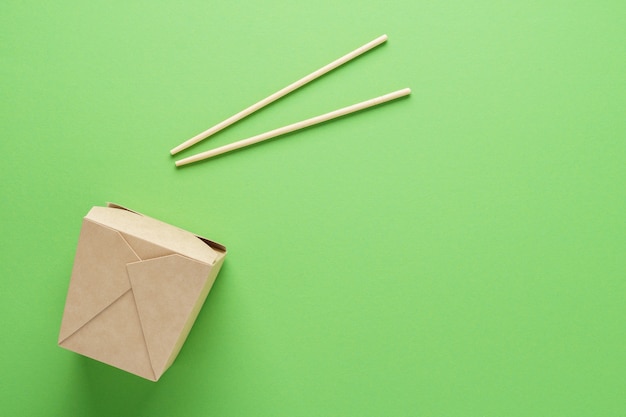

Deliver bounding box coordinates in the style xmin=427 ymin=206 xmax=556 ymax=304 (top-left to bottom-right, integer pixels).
xmin=175 ymin=88 xmax=411 ymax=166
xmin=170 ymin=34 xmax=389 ymax=155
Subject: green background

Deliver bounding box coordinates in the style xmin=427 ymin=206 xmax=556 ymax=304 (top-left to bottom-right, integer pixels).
xmin=1 ymin=1 xmax=625 ymax=415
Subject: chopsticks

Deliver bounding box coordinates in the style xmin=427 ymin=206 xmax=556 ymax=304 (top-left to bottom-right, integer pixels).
xmin=175 ymin=88 xmax=410 ymax=166
xmin=171 ymin=34 xmax=410 ymax=166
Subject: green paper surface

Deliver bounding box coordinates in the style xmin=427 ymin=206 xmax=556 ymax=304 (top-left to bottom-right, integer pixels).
xmin=1 ymin=1 xmax=625 ymax=416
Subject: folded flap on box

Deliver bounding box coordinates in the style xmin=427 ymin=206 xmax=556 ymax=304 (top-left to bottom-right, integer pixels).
xmin=59 ymin=220 xmax=139 ymax=342
xmin=107 ymin=203 xmax=227 ymax=254
xmin=128 ymin=254 xmax=212 ymax=378
xmin=60 ymin=290 xmax=156 ymax=381
xmin=88 ymin=205 xmax=218 ymax=265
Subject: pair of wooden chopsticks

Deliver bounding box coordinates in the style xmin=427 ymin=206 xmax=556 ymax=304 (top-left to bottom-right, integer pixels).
xmin=171 ymin=34 xmax=410 ymax=166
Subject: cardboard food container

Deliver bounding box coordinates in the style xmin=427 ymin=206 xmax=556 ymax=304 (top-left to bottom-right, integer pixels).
xmin=58 ymin=203 xmax=226 ymax=381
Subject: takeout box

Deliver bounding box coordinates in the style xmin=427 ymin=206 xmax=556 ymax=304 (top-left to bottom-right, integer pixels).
xmin=58 ymin=203 xmax=226 ymax=381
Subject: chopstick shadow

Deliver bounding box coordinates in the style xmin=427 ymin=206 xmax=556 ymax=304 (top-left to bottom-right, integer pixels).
xmin=176 ymin=92 xmax=411 ymax=168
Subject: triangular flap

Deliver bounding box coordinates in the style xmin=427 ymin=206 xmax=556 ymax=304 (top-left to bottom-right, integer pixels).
xmin=86 ymin=206 xmax=218 ymax=265
xmin=107 ymin=203 xmax=227 ymax=254
xmin=128 ymin=254 xmax=212 ymax=380
xmin=120 ymin=232 xmax=175 ymax=261
xmin=59 ymin=219 xmax=139 ymax=343
xmin=59 ymin=290 xmax=156 ymax=381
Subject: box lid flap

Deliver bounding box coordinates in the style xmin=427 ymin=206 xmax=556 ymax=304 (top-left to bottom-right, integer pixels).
xmin=85 ymin=205 xmax=220 ymax=265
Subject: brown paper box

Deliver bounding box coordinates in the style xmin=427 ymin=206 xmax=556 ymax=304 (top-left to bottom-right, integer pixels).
xmin=58 ymin=203 xmax=226 ymax=381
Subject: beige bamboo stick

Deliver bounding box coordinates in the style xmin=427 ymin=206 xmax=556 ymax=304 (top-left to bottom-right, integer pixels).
xmin=170 ymin=34 xmax=389 ymax=155
xmin=175 ymin=88 xmax=411 ymax=166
